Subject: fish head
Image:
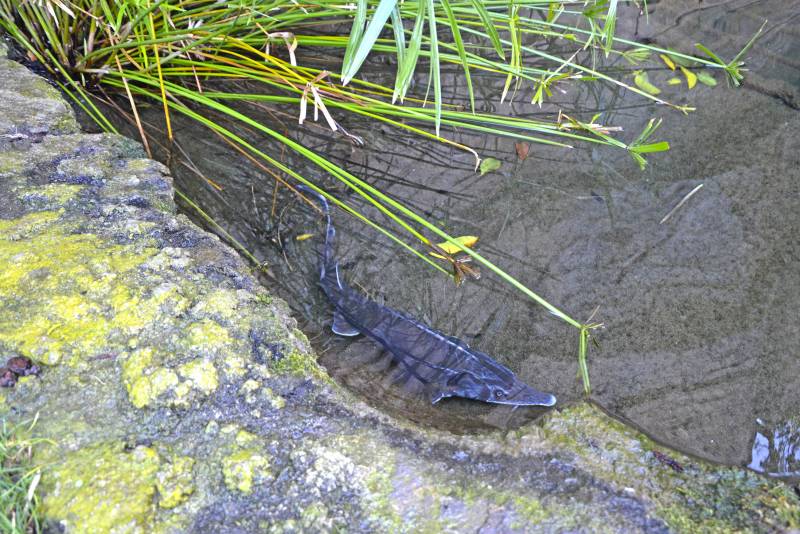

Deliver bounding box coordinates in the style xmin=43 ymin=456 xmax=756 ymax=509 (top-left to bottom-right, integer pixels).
xmin=440 ymin=371 xmax=556 ymax=407
xmin=468 ymin=358 xmax=557 ymax=407
xmin=485 ymin=379 xmax=557 ymax=407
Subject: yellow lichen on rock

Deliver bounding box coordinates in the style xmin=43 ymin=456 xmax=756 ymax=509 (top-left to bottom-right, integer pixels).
xmin=221 ymin=352 xmax=247 ymax=378
xmin=185 ymin=319 xmax=233 ymax=352
xmin=0 ymin=212 xmax=155 ymax=366
xmin=122 ymin=347 xmax=179 ymax=408
xmin=42 ymin=442 xmax=160 ymax=533
xmin=122 ymin=349 xmax=219 ymax=408
xmin=178 ymin=358 xmax=218 ymax=395
xmin=128 ymin=367 xmax=180 ymax=409
xmin=190 ymin=288 xmax=240 ymax=320
xmin=235 ymin=429 xmax=258 ymax=447
xmin=271 ymin=350 xmax=331 ymax=384
xmin=0 ymin=209 xmax=62 ymax=242
xmin=262 ymin=387 xmax=286 ymax=410
xmin=222 ymin=449 xmax=271 ymax=495
xmin=111 ymin=283 xmax=190 ymax=334
xmin=156 ymin=456 xmax=196 ymax=509
xmin=16 ymin=183 xmax=84 ymax=207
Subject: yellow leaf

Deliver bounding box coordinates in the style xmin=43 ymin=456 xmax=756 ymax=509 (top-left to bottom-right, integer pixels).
xmin=296 ymin=233 xmax=314 ymax=241
xmin=680 ymin=66 xmax=697 ymax=89
xmin=659 ymin=54 xmax=676 ymax=71
xmin=429 ymin=235 xmax=479 ymax=258
xmin=667 ymin=77 xmax=682 ymax=85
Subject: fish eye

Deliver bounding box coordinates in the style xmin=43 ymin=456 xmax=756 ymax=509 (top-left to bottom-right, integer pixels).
xmin=494 ymin=390 xmax=505 ymax=399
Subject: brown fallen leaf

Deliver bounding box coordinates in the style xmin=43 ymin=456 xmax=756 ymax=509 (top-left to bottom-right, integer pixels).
xmin=515 ymin=142 xmax=530 ymax=161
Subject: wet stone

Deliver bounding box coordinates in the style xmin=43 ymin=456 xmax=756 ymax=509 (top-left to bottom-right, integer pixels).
xmin=0 ymin=46 xmax=78 ymax=138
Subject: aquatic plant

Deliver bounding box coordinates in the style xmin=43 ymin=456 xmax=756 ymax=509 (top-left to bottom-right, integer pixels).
xmin=0 ymin=416 xmax=47 ymax=534
xmin=0 ymin=0 xmax=761 ymax=393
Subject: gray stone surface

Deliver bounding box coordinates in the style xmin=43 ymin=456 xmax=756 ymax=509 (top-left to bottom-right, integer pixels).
xmin=0 ymin=34 xmax=798 ymax=534
xmin=0 ymin=44 xmax=78 ymax=137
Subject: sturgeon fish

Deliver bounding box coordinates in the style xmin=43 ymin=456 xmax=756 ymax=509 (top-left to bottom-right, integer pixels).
xmin=299 ymin=186 xmax=556 ymax=407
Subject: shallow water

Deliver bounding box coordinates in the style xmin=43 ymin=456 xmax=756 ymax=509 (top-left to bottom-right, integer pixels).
xmin=82 ymin=0 xmax=799 ymax=470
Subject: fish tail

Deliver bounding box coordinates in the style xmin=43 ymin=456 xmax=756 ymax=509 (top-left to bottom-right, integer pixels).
xmin=296 ymin=185 xmax=335 ymax=276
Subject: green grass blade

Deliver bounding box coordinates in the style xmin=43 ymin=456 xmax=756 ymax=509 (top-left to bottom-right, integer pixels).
xmin=468 ymin=0 xmax=505 ymax=60
xmin=731 ymin=19 xmax=767 ymax=65
xmin=393 ymin=0 xmax=426 ymax=103
xmin=341 ymin=0 xmax=367 ymax=77
xmin=341 ymin=0 xmax=398 ymax=85
xmin=440 ymin=0 xmax=475 ymax=114
xmin=390 ymin=4 xmax=405 ymax=81
xmin=426 ymin=0 xmax=441 ymax=136
xmin=602 ymin=0 xmax=619 ymax=56
xmin=161 ymin=97 xmax=448 ymax=276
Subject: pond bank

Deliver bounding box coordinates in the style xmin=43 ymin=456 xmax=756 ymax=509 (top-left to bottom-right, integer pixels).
xmin=0 ymin=40 xmax=798 ymax=533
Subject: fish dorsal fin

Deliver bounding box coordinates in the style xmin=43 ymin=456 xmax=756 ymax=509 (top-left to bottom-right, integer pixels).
xmin=331 ymin=310 xmax=360 ymax=337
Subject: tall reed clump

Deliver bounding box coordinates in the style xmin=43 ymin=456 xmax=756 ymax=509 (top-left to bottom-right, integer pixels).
xmin=0 ymin=0 xmax=761 ymax=393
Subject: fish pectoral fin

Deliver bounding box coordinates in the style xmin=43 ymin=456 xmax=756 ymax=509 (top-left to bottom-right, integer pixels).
xmin=430 ymin=387 xmax=457 ymax=405
xmin=331 ymin=310 xmax=360 ymax=337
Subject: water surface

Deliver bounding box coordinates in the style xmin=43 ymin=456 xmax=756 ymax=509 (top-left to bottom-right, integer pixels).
xmin=82 ymin=0 xmax=800 ymax=470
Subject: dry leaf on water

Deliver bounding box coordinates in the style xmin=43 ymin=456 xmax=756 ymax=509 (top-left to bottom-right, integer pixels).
xmin=515 ymin=142 xmax=530 ymax=160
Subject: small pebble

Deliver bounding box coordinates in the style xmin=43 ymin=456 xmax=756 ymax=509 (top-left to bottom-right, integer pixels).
xmin=0 ymin=368 xmax=16 ymax=388
xmin=452 ymin=450 xmax=469 ymax=462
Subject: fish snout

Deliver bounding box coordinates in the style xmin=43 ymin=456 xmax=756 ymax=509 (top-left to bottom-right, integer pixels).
xmin=495 ymin=382 xmax=557 ymax=407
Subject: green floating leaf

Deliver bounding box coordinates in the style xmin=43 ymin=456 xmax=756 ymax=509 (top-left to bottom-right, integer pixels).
xmin=696 ymin=71 xmax=717 ymax=86
xmin=667 ymin=77 xmax=682 ymax=85
xmin=479 ymin=157 xmax=501 ymax=176
xmin=633 ymin=71 xmax=661 ymax=95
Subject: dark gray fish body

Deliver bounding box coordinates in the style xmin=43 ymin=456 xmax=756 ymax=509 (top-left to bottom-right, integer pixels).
xmin=298 ymin=186 xmax=556 ymax=407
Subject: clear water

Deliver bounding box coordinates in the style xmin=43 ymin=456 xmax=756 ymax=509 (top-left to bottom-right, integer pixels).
xmin=84 ymin=0 xmax=800 ymax=472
